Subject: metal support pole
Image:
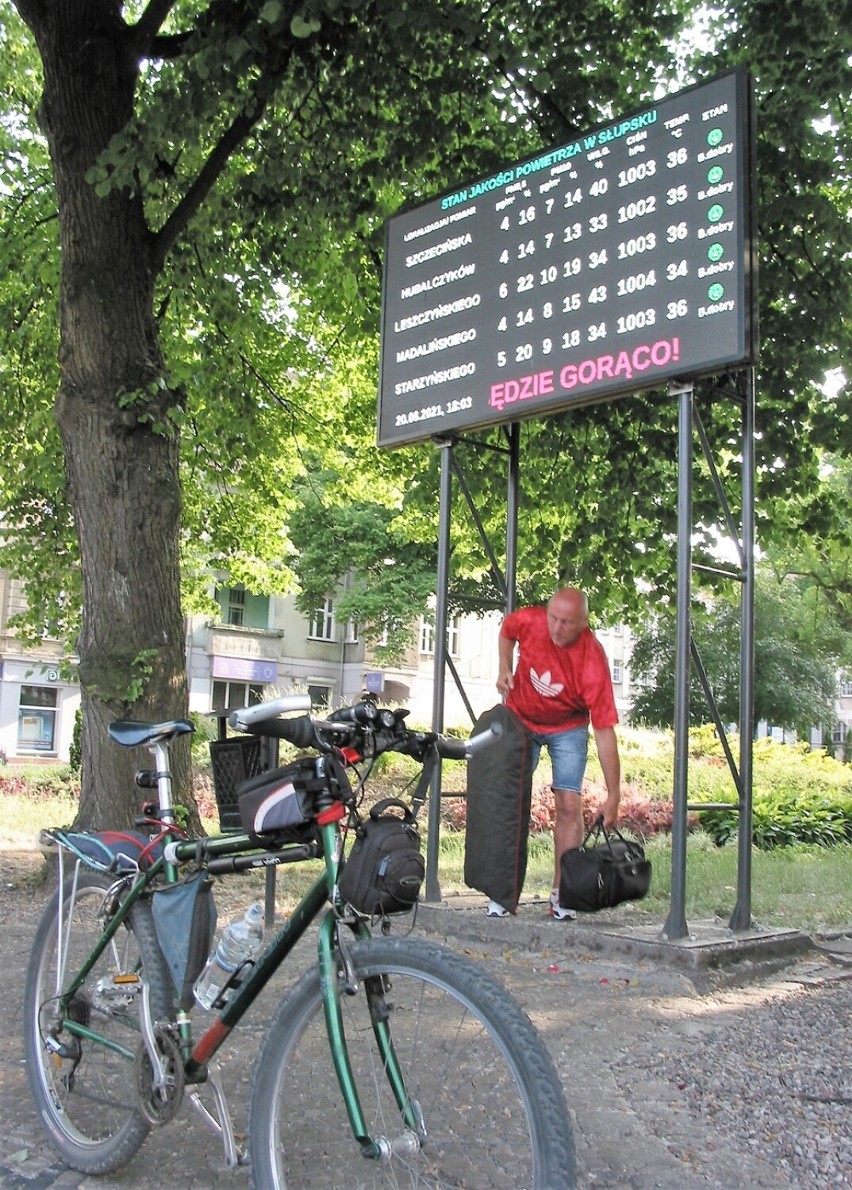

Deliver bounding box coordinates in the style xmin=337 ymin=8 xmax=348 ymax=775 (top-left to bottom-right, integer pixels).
xmin=730 ymin=370 xmax=755 ymax=930
xmin=506 ymin=422 xmax=520 ymax=613
xmin=425 ymin=439 xmax=454 ymax=902
xmin=663 ymin=383 xmax=693 ymax=940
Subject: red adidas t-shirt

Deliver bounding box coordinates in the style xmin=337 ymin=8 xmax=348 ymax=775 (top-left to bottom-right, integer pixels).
xmin=500 ymin=605 xmax=618 ymax=734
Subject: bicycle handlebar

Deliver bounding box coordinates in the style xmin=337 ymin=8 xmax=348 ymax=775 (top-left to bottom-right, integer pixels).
xmin=435 ymin=721 xmax=502 ymax=760
xmin=228 ymin=694 xmax=312 ymax=732
xmin=228 ymin=696 xmax=502 ymax=763
xmin=246 ymin=714 xmax=316 ymax=748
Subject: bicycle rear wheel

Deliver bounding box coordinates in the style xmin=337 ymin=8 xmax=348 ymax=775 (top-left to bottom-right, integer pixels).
xmin=248 ymin=935 xmax=574 ymax=1188
xmin=23 ymin=869 xmax=174 ymax=1175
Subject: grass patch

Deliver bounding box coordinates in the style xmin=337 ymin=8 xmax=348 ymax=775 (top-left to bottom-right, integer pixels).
xmin=5 ymin=779 xmax=852 ymax=935
xmin=433 ymin=828 xmax=852 ymax=933
xmin=4 ymin=790 xmax=78 ymax=838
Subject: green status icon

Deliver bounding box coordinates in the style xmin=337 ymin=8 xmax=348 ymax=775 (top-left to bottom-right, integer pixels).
xmin=707 ymin=243 xmax=725 ymax=262
xmin=707 ymin=128 xmax=724 ymax=147
xmin=707 ymin=165 xmax=724 ymax=185
xmin=707 ymin=204 xmax=724 ymax=223
xmin=708 ymin=283 xmax=725 ymax=302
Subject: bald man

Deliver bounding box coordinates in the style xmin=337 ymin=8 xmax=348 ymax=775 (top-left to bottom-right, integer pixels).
xmin=495 ymin=587 xmax=622 ymax=919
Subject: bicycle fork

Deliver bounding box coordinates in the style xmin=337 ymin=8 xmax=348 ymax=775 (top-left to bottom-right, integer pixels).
xmin=318 ymin=914 xmax=424 ymax=1163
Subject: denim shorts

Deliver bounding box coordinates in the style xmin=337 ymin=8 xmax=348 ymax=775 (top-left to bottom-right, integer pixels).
xmin=529 ymin=724 xmax=589 ymax=793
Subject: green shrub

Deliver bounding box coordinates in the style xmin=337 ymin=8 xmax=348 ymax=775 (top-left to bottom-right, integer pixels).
xmin=699 ymin=791 xmax=852 ymax=849
xmin=690 ymin=735 xmax=851 ymax=848
xmin=439 ymin=728 xmax=851 ymax=850
xmin=0 ymin=768 xmax=80 ymax=801
xmin=69 ymin=707 xmax=82 ymax=774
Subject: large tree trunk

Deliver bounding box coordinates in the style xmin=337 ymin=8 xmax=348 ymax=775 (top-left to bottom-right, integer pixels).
xmin=22 ymin=1 xmax=194 ymax=828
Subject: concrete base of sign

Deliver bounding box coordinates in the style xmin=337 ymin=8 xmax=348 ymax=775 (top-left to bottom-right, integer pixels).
xmin=414 ymin=890 xmax=812 ymax=982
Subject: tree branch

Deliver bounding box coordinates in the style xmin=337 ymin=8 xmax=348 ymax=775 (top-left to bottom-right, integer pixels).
xmin=134 ymin=0 xmax=180 ymax=44
xmin=150 ymin=71 xmax=281 ymax=273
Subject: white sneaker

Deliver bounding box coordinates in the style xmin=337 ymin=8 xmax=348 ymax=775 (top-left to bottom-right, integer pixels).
xmin=549 ymin=890 xmax=577 ymax=921
xmin=486 ymin=900 xmax=510 ymax=918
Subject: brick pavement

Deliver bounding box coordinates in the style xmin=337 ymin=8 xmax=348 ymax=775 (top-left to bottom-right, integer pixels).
xmin=2 ymin=881 xmax=849 ymax=1189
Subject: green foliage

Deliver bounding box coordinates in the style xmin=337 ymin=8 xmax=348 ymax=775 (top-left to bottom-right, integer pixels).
xmin=287 ymin=461 xmax=439 ymax=662
xmin=692 ymin=735 xmax=852 ymax=847
xmin=440 ymin=728 xmax=851 ymax=850
xmin=0 ymin=767 xmax=79 ymax=802
xmin=68 ymin=707 xmax=82 ymax=775
xmin=697 ymin=792 xmax=852 ymax=849
xmin=629 ymin=570 xmax=842 ymax=735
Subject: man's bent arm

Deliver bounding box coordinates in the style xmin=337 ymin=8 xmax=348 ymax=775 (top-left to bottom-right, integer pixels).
xmin=593 ymin=725 xmax=622 ymax=827
xmin=496 ymin=633 xmax=516 ymax=694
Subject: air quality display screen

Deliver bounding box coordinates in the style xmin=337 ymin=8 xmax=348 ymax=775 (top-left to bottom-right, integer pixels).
xmin=378 ymin=70 xmax=756 ymax=447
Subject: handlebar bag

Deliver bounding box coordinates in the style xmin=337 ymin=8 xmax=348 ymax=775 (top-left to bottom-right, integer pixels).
xmin=238 ymin=754 xmax=352 ymax=836
xmin=559 ymin=822 xmax=651 ymax=912
xmin=338 ymin=798 xmax=424 ymax=916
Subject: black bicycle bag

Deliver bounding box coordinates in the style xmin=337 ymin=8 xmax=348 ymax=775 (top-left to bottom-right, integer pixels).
xmin=338 ymin=798 xmax=424 ymax=916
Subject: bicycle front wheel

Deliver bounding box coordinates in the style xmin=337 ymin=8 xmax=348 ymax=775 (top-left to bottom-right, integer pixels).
xmin=23 ymin=870 xmax=174 ymax=1175
xmin=248 ymin=935 xmax=574 ymax=1188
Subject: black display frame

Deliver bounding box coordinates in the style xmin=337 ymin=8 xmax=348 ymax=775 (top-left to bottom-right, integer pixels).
xmin=377 ymin=69 xmax=757 ymax=447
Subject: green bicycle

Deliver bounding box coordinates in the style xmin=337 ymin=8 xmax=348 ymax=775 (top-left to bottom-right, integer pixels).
xmin=24 ymin=694 xmax=575 ymax=1187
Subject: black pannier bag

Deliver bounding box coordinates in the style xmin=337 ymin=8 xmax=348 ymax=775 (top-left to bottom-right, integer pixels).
xmin=238 ymin=755 xmax=350 ymax=838
xmin=559 ymin=820 xmax=652 ymax=913
xmin=464 ymin=704 xmax=534 ymax=914
xmin=338 ymin=798 xmax=424 ymax=916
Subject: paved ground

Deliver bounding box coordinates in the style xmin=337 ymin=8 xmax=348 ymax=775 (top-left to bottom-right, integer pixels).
xmin=2 ymin=874 xmax=850 ymax=1189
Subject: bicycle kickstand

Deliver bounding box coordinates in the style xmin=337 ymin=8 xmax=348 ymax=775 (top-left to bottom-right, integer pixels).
xmin=187 ymin=1062 xmax=245 ymax=1167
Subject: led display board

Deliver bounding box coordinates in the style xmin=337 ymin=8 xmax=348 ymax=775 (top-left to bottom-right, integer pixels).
xmin=378 ymin=70 xmax=756 ymax=447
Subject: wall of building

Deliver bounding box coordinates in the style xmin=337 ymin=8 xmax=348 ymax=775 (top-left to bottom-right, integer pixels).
xmin=0 ymin=575 xmax=80 ymax=763
xmin=7 ymin=564 xmax=846 ymax=765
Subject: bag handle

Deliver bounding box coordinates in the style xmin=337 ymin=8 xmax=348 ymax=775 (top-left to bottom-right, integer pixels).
xmin=369 ymin=797 xmax=417 ymax=824
xmin=363 ymin=743 xmax=440 ymax=827
xmin=584 ymin=815 xmax=637 ymax=852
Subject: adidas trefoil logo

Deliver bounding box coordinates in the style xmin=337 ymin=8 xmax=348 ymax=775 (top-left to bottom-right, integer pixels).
xmin=530 ymin=667 xmax=563 ymax=698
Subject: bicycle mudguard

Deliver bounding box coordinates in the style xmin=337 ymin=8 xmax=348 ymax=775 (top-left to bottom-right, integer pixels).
xmin=45 ymin=827 xmax=164 ymax=873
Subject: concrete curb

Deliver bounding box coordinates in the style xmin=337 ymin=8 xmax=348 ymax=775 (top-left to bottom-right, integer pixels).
xmin=413 ymin=890 xmax=813 ymax=983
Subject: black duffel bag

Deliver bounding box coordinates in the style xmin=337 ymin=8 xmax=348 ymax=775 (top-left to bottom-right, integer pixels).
xmin=559 ymin=819 xmax=651 ymax=913
xmin=338 ymin=798 xmax=425 ymax=917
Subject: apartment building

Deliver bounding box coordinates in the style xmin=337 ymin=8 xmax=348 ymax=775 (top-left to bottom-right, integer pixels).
xmin=0 ymin=573 xmax=80 ymax=763
xmin=0 ymin=574 xmax=634 ymax=763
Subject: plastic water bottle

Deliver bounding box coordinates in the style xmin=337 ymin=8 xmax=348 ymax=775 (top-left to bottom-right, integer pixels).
xmin=193 ymin=902 xmax=264 ymax=1010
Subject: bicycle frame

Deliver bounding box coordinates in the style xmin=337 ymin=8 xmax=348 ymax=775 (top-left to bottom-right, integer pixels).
xmin=50 ymin=805 xmax=415 ymax=1161
xmin=30 ymin=702 xmax=565 ymax=1183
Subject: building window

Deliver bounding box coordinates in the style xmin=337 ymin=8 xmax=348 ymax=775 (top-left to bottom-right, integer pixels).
xmin=18 ymin=685 xmax=58 ymax=754
xmin=612 ymin=659 xmax=623 ymax=684
xmin=841 ymin=676 xmax=852 ymax=698
xmin=214 ymin=586 xmax=269 ymax=630
xmin=419 ymin=615 xmax=460 ymax=657
xmin=419 ymin=618 xmax=434 ymax=655
xmin=447 ymin=616 xmax=460 ymax=658
xmin=226 ymin=587 xmax=245 ymax=626
xmin=212 ymin=680 xmax=265 ymax=711
xmin=309 ymin=599 xmax=335 ymax=641
xmin=308 ymin=684 xmax=332 ymax=709
xmin=831 ymin=722 xmax=848 ymax=745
